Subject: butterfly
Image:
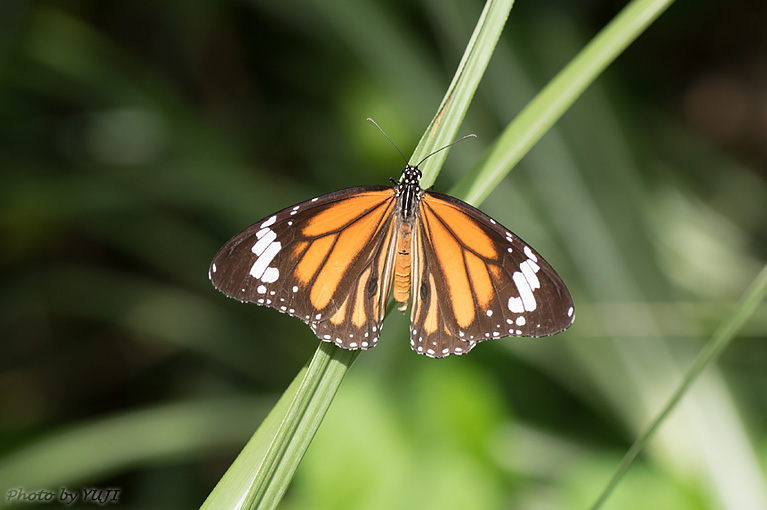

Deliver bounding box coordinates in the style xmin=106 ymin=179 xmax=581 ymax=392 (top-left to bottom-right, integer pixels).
xmin=209 ymin=130 xmax=574 ymax=358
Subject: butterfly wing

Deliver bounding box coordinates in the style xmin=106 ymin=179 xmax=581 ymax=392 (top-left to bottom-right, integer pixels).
xmin=410 ymin=191 xmax=574 ymax=358
xmin=209 ymin=186 xmax=398 ymax=349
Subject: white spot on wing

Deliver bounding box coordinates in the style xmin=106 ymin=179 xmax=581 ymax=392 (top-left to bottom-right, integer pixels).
xmin=252 ymin=229 xmax=277 ymax=255
xmin=261 ymin=215 xmax=277 ymax=228
xmin=515 ymin=316 xmax=526 ymax=326
xmin=513 ymin=271 xmax=537 ymax=311
xmin=257 ymin=285 xmax=267 ymax=294
xmin=249 ymin=261 xmax=264 ymax=279
xmin=524 ymin=245 xmax=537 ymax=262
xmin=508 ymin=296 xmax=524 ymax=313
xmin=250 ymin=241 xmax=282 ymax=279
xmin=262 ymin=267 xmax=279 ymax=283
xmin=520 ymin=260 xmax=541 ymax=290
xmin=568 ymin=306 xmax=574 ymax=317
xmin=486 ymin=310 xmax=493 ymax=317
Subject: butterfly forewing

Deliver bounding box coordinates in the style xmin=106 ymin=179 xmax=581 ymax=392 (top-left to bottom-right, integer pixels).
xmin=409 ymin=191 xmax=574 ymax=358
xmin=209 ymin=186 xmax=397 ymax=348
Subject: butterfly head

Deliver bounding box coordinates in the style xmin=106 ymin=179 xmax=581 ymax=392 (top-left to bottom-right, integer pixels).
xmin=400 ymin=164 xmax=422 ymax=187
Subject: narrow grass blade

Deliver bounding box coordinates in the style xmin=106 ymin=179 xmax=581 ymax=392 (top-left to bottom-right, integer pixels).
xmin=451 ymin=0 xmax=676 ymax=205
xmin=591 ymin=261 xmax=767 ymax=509
xmin=412 ymin=0 xmax=514 ymax=188
xmin=241 ymin=343 xmax=360 ymax=509
xmin=199 ymin=370 xmax=306 ymax=510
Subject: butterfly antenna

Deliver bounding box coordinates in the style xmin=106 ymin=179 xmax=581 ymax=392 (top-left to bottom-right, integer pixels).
xmin=416 ymin=133 xmax=477 ymax=167
xmin=367 ymin=118 xmax=408 ymax=166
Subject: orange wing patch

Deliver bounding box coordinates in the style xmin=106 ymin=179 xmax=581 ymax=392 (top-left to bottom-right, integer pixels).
xmin=302 ymin=192 xmax=393 ymax=236
xmin=424 ymin=199 xmax=497 ymax=259
xmin=464 ymin=251 xmax=493 ymax=308
xmin=351 ymin=267 xmax=372 ymax=328
xmin=310 ymin=213 xmax=398 ymax=349
xmin=296 ymin=235 xmax=335 ymax=286
xmin=329 ymin=295 xmax=349 ymax=326
xmin=313 ymin=200 xmax=392 ymax=308
xmin=422 ymin=273 xmax=439 ymax=334
xmin=420 ymin=204 xmax=475 ymax=328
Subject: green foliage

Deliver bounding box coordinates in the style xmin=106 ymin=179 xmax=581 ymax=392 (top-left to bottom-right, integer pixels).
xmin=1 ymin=0 xmax=766 ymax=509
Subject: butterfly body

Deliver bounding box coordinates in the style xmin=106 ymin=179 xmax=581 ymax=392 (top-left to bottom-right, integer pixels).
xmin=391 ymin=165 xmax=423 ymax=311
xmin=210 ymin=165 xmax=574 ymax=358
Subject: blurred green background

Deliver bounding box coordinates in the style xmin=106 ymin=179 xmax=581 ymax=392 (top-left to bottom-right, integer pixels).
xmin=2 ymin=0 xmax=766 ymax=509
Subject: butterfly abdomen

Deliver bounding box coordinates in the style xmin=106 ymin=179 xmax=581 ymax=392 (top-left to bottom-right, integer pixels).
xmin=393 ymin=222 xmax=413 ymax=311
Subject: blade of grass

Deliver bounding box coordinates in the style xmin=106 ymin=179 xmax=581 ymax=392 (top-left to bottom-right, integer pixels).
xmin=412 ymin=0 xmax=514 ymax=188
xmin=200 ymin=1 xmax=514 ymax=508
xmin=591 ymin=261 xmax=767 ymax=509
xmin=450 ymin=0 xmax=676 ymax=205
xmin=240 ymin=343 xmax=360 ymax=509
xmin=199 ymin=370 xmax=306 ymax=510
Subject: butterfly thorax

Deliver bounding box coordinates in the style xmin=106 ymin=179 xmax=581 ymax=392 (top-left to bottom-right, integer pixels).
xmin=396 ymin=165 xmax=423 ymax=220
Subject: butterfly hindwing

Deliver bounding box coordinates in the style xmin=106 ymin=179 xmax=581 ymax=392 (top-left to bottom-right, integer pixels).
xmin=209 ymin=186 xmax=397 ymax=347
xmin=309 ymin=210 xmax=398 ymax=348
xmin=409 ymin=191 xmax=574 ymax=357
xmin=409 ymin=237 xmax=478 ymax=357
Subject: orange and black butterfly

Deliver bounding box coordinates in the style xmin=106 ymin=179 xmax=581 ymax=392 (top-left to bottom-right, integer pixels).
xmin=210 ymin=131 xmax=574 ymax=358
